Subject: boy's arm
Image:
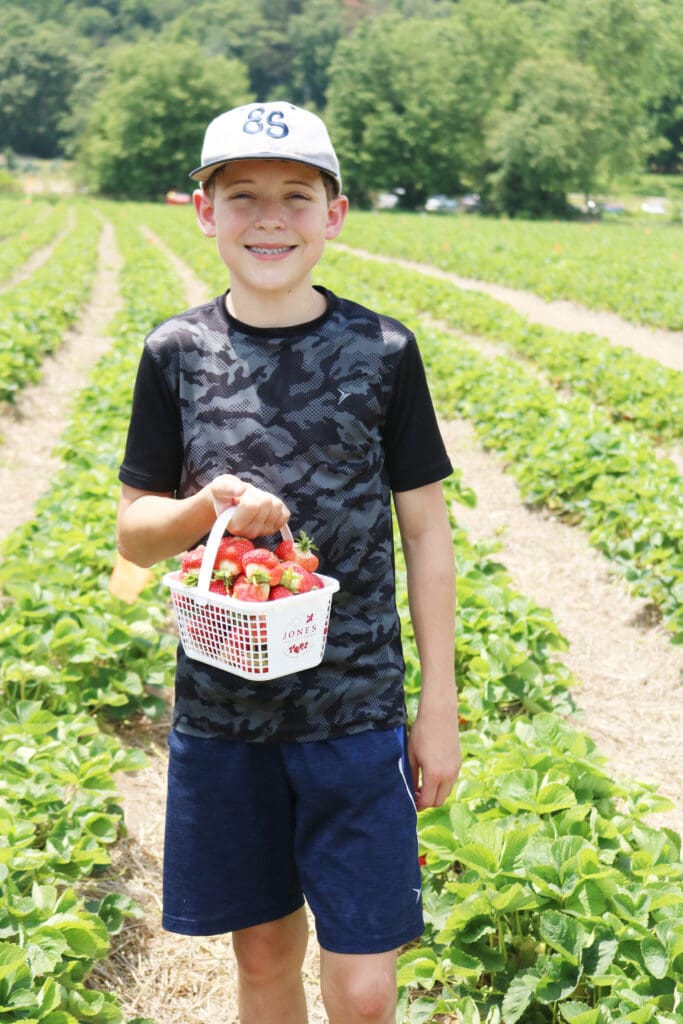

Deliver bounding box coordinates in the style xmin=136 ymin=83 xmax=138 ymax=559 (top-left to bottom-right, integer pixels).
xmin=117 ymin=475 xmax=290 ymax=568
xmin=394 ymin=481 xmax=461 ymax=811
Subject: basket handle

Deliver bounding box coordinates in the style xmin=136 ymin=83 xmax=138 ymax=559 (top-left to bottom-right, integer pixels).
xmin=196 ymin=505 xmax=294 ymax=594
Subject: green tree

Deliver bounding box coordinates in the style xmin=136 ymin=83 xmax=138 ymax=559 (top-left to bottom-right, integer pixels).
xmin=0 ymin=11 xmax=80 ymax=158
xmin=544 ymin=0 xmax=665 ymax=177
xmin=326 ymin=3 xmax=527 ymax=207
xmin=162 ymin=0 xmax=291 ymax=100
xmin=485 ymin=55 xmax=609 ymax=216
xmin=642 ymin=1 xmax=683 ymax=171
xmin=287 ymin=0 xmax=344 ymax=108
xmin=77 ymin=40 xmax=252 ymax=198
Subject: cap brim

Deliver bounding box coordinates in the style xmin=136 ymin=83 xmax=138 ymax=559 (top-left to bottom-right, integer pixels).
xmin=189 ymin=155 xmax=341 ymax=191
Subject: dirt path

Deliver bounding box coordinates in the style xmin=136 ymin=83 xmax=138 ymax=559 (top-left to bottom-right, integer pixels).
xmin=0 ymin=220 xmax=122 ymax=542
xmin=441 ymin=419 xmax=683 ymax=837
xmin=334 ymin=245 xmax=683 ymax=373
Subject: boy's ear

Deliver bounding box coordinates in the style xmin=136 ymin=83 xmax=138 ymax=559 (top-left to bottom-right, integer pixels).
xmin=193 ymin=188 xmax=216 ymax=237
xmin=325 ymin=194 xmax=349 ymax=241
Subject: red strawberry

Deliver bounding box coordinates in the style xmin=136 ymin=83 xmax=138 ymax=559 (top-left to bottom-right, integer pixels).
xmin=279 ymin=561 xmax=324 ymax=595
xmin=275 ymin=531 xmax=319 ymax=572
xmin=242 ymin=548 xmax=283 ymax=586
xmin=180 ymin=545 xmax=205 ymax=586
xmin=209 ymin=577 xmax=228 ymax=596
xmin=269 ymin=585 xmax=295 ymax=600
xmin=232 ymin=574 xmax=270 ymax=602
xmin=214 ymin=536 xmax=254 ymax=579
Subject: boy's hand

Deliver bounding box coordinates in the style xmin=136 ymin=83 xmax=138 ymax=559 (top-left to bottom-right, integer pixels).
xmin=408 ymin=686 xmax=462 ymax=811
xmin=209 ymin=474 xmax=290 ymax=539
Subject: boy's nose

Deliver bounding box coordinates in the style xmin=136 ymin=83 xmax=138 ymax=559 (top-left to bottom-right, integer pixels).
xmin=254 ymin=200 xmax=285 ymax=229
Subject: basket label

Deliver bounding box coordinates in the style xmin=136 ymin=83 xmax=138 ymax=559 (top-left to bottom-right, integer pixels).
xmin=281 ymin=610 xmax=319 ymax=659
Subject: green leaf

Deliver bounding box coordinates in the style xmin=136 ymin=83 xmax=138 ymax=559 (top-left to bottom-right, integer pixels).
xmin=540 ymin=910 xmax=585 ymax=966
xmin=53 ymin=917 xmax=110 ymax=960
xmin=559 ymin=1001 xmax=600 ymax=1024
xmin=25 ymin=928 xmax=68 ymax=976
xmin=405 ymin=995 xmax=440 ymax=1024
xmin=501 ymin=971 xmax=537 ymax=1024
xmin=418 ymin=824 xmax=459 ymax=860
xmin=640 ymin=934 xmax=669 ymax=979
xmin=396 ymin=948 xmax=439 ymax=988
xmin=581 ymin=930 xmax=618 ymax=978
xmin=453 ymin=842 xmax=499 ymax=877
xmin=535 ymin=781 xmax=576 ymax=814
xmin=534 ymin=954 xmax=582 ymax=1004
xmin=0 ymin=941 xmax=28 ymax=981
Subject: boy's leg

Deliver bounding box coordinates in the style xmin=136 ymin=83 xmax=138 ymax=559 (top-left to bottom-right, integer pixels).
xmin=284 ymin=727 xmax=422 ymax=1023
xmin=319 ymin=948 xmax=398 ymax=1024
xmin=232 ymin=906 xmax=309 ymax=1024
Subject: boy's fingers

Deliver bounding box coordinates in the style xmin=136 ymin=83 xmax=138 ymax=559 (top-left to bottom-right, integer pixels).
xmin=227 ymin=488 xmax=289 ymax=538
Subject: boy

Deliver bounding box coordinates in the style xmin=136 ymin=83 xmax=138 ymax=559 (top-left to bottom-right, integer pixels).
xmin=117 ymin=101 xmax=461 ymax=1024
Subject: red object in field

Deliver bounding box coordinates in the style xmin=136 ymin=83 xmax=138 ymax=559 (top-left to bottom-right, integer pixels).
xmin=165 ymin=190 xmax=191 ymax=205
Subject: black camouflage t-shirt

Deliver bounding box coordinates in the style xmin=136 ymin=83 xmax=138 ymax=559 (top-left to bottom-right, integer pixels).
xmin=119 ymin=287 xmax=452 ymax=742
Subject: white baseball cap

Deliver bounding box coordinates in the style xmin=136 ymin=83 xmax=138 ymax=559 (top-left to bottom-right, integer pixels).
xmin=190 ymin=101 xmax=342 ymax=192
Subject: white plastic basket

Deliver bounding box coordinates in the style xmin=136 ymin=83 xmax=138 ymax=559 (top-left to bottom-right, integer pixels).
xmin=163 ymin=507 xmax=339 ymax=680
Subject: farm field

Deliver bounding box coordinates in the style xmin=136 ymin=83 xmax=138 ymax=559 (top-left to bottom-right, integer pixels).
xmin=339 ymin=212 xmax=683 ymax=331
xmin=0 ymin=198 xmax=681 ymax=1024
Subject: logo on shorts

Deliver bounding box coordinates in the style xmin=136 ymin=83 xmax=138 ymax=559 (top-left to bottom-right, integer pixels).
xmin=281 ymin=611 xmax=319 ymax=658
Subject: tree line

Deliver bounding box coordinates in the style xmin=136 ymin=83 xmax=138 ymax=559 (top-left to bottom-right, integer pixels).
xmin=1 ymin=0 xmax=682 ymax=215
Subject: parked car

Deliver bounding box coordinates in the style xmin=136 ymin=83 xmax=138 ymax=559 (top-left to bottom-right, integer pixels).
xmin=641 ymin=198 xmax=668 ymax=215
xmin=375 ymin=192 xmax=400 ymax=210
xmin=165 ymin=190 xmax=191 ymax=205
xmin=459 ymin=192 xmax=482 ymax=213
xmin=425 ymin=194 xmax=458 ymax=213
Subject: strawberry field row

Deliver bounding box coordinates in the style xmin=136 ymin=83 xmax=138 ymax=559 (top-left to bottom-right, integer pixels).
xmin=0 ymin=198 xmax=61 ymax=242
xmin=339 ymin=211 xmax=683 ymax=331
xmin=397 ymin=480 xmax=683 ymax=1024
xmin=0 ymin=203 xmax=101 ymax=406
xmin=0 ymin=206 xmax=187 ymax=1024
xmin=0 ymin=201 xmax=70 ymax=285
xmin=331 ymin=250 xmax=683 ymax=447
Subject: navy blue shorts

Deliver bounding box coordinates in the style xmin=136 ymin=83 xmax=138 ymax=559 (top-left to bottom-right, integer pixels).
xmin=162 ymin=726 xmax=424 ymax=954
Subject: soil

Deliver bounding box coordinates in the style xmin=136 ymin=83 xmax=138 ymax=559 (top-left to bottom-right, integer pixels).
xmin=1 ymin=222 xmax=681 ymax=1023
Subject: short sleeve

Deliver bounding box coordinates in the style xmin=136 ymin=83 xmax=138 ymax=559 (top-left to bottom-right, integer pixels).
xmin=382 ymin=334 xmax=452 ymax=492
xmin=118 ymin=345 xmax=183 ymax=493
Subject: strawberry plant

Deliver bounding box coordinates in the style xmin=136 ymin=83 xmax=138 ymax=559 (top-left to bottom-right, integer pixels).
xmin=0 ymin=197 xmax=54 ymax=241
xmin=393 ymin=477 xmax=683 ymax=1024
xmin=0 ymin=199 xmax=70 ymax=284
xmin=0 ymin=203 xmax=101 ymax=404
xmin=0 ymin=204 xmax=189 ymax=1023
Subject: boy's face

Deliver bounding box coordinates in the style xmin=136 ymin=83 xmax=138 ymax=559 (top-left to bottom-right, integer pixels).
xmin=193 ymin=159 xmax=347 ymax=313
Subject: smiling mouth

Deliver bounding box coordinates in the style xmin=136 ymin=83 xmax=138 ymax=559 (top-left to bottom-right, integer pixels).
xmin=246 ymin=245 xmax=295 ymax=256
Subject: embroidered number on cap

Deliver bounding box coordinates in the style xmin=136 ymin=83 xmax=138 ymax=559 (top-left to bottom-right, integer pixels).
xmin=243 ymin=107 xmax=289 ymax=139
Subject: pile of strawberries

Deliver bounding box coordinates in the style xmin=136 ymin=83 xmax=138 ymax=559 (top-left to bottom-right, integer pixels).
xmin=179 ymin=529 xmax=324 ymax=603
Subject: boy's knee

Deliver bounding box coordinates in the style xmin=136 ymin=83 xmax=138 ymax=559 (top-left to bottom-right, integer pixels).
xmin=232 ymin=909 xmax=308 ymax=980
xmin=321 ymin=950 xmax=397 ymax=1022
